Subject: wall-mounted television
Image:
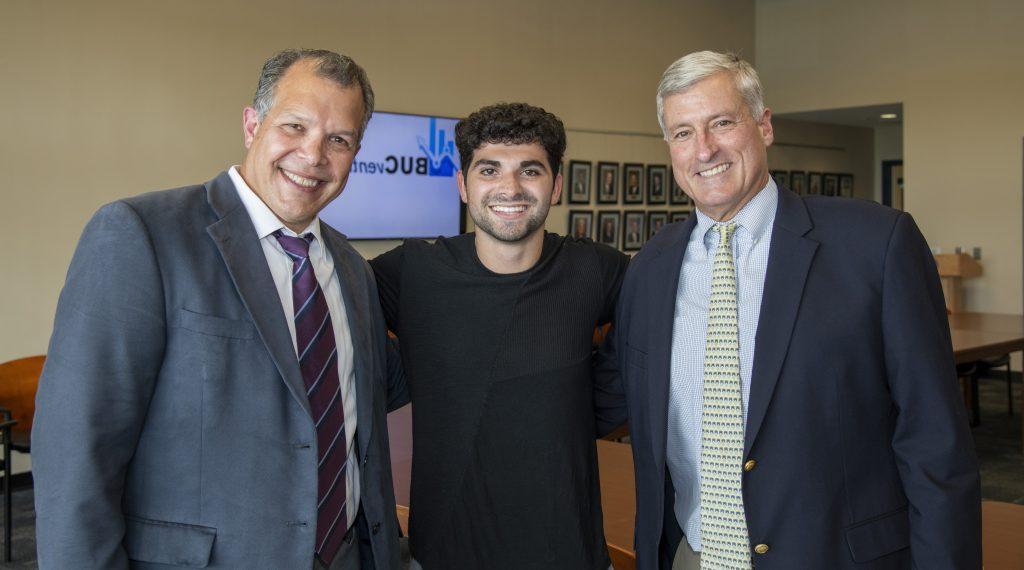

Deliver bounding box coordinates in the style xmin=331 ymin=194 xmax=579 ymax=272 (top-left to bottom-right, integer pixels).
xmin=319 ymin=111 xmax=465 ymax=240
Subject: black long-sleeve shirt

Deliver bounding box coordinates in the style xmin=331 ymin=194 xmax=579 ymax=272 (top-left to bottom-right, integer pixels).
xmin=371 ymin=232 xmax=627 ymax=569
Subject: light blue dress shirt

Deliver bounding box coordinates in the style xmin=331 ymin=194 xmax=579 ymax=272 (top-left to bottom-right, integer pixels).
xmin=666 ymin=179 xmax=779 ymax=552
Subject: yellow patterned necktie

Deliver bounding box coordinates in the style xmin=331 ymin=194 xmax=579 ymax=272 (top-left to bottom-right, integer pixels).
xmin=699 ymin=223 xmax=751 ymax=569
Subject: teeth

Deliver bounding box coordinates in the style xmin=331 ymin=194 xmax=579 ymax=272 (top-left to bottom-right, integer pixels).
xmin=282 ymin=170 xmax=320 ymax=188
xmin=491 ymin=205 xmax=527 ymax=213
xmin=698 ymin=163 xmax=730 ymax=177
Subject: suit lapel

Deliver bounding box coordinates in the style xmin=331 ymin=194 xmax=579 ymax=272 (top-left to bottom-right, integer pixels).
xmin=204 ymin=172 xmax=313 ymax=418
xmin=646 ymin=216 xmax=697 ymax=464
xmin=320 ymin=227 xmax=375 ymax=464
xmin=744 ymin=189 xmax=818 ymax=456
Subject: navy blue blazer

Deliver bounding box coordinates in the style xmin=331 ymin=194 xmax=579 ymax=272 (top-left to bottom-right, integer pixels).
xmin=596 ymin=188 xmax=981 ymax=569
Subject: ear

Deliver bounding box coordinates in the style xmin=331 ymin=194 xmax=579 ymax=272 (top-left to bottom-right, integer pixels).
xmin=550 ymin=171 xmax=563 ymax=205
xmin=242 ymin=106 xmax=261 ymax=149
xmin=457 ymin=170 xmax=469 ymax=204
xmin=759 ymin=108 xmax=774 ymax=147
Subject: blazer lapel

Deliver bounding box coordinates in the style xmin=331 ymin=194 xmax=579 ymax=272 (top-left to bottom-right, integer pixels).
xmin=744 ymin=189 xmax=818 ymax=456
xmin=320 ymin=227 xmax=375 ymax=464
xmin=645 ymin=216 xmax=697 ymax=462
xmin=204 ymin=172 xmax=312 ymax=418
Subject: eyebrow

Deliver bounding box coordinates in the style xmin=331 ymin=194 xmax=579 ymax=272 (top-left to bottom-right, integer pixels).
xmin=472 ymin=159 xmax=501 ymax=169
xmin=519 ymin=159 xmax=547 ymax=170
xmin=277 ymin=111 xmax=357 ymax=138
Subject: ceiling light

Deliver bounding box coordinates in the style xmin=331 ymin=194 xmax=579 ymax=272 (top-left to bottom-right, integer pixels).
xmin=880 ymin=113 xmax=898 ymax=119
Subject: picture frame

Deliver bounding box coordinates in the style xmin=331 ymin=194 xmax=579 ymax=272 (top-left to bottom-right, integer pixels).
xmin=823 ymin=173 xmax=839 ymax=197
xmin=789 ymin=171 xmax=806 ymax=195
xmin=839 ymin=174 xmax=854 ymax=198
xmin=623 ymin=210 xmax=646 ymax=251
xmin=622 ymin=163 xmax=644 ymax=204
xmin=596 ymin=210 xmax=622 ymax=249
xmin=568 ymin=210 xmax=594 ymax=240
xmin=771 ymin=170 xmax=789 ymax=189
xmin=807 ymin=172 xmax=823 ymax=196
xmin=669 ymin=167 xmax=690 ymax=205
xmin=647 ymin=210 xmax=669 ymax=239
xmin=556 ymin=160 xmax=565 ymax=204
xmin=670 ymin=210 xmax=691 ymax=224
xmin=597 ymin=162 xmax=620 ymax=204
xmin=646 ymin=164 xmax=668 ymax=205
xmin=568 ymin=160 xmax=592 ymax=204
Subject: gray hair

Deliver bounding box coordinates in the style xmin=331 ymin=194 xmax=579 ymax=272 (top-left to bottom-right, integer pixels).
xmin=252 ymin=48 xmax=375 ymax=141
xmin=656 ymin=51 xmax=765 ymax=135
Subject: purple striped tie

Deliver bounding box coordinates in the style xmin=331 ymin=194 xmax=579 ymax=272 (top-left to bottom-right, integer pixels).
xmin=274 ymin=231 xmax=349 ymax=564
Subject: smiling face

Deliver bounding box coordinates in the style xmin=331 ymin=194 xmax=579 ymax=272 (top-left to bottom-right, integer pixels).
xmin=661 ymin=71 xmax=773 ymax=221
xmin=239 ymin=60 xmax=365 ymax=232
xmin=457 ymin=142 xmax=561 ymax=247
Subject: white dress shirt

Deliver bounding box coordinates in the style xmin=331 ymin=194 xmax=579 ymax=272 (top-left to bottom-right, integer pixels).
xmin=666 ymin=179 xmax=778 ymax=552
xmin=228 ymin=166 xmax=360 ymax=530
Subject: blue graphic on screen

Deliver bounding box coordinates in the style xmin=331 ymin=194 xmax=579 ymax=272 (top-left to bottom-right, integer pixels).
xmin=418 ymin=118 xmax=459 ymax=177
xmin=319 ymin=112 xmax=462 ymax=239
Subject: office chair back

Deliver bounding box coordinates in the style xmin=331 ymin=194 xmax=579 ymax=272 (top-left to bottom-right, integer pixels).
xmin=0 ymin=355 xmax=44 ymax=451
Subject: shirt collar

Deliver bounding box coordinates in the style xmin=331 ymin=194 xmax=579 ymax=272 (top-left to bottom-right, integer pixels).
xmin=228 ymin=165 xmax=322 ymax=241
xmin=691 ymin=176 xmax=779 ymax=249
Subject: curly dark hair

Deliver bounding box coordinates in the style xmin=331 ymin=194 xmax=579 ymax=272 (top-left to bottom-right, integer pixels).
xmin=454 ymin=102 xmax=566 ymax=175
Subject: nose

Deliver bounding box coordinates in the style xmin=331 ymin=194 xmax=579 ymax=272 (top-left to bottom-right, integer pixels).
xmin=297 ymin=135 xmax=327 ymax=166
xmin=695 ymin=129 xmax=718 ymax=163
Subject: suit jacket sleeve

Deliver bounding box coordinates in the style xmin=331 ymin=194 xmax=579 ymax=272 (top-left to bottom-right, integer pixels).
xmin=881 ymin=213 xmax=981 ymax=568
xmin=33 ymin=202 xmax=167 ymax=569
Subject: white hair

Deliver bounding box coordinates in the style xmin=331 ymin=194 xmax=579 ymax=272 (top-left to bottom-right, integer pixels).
xmin=656 ymin=51 xmax=765 ymax=134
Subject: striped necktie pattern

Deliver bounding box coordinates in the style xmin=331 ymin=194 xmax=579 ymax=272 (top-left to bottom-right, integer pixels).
xmin=273 ymin=231 xmax=349 ymax=565
xmin=699 ymin=223 xmax=751 ymax=569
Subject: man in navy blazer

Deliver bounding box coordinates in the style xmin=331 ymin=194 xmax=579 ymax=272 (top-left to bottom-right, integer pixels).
xmin=596 ymin=51 xmax=980 ymax=569
xmin=33 ymin=49 xmax=404 ymax=569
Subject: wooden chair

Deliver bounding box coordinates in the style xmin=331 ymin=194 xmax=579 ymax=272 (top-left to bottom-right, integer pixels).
xmin=0 ymin=355 xmax=45 ymax=562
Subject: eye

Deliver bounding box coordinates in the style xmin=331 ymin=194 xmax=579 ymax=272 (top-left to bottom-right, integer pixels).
xmin=521 ymin=168 xmax=542 ymax=177
xmin=330 ymin=135 xmax=352 ymax=149
xmin=712 ymin=119 xmax=735 ymax=129
xmin=672 ymin=129 xmax=692 ymax=141
xmin=285 ymin=123 xmax=304 ymax=132
xmin=479 ymin=167 xmax=497 ymax=176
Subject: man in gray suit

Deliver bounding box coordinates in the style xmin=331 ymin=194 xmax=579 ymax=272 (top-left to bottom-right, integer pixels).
xmin=33 ymin=49 xmax=404 ymax=569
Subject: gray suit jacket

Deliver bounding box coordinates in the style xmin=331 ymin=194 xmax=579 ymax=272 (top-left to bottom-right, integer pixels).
xmin=33 ymin=171 xmax=404 ymax=569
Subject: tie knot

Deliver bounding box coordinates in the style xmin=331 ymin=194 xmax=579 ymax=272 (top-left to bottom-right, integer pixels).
xmin=273 ymin=230 xmax=315 ymax=259
xmin=713 ymin=223 xmax=737 ymax=246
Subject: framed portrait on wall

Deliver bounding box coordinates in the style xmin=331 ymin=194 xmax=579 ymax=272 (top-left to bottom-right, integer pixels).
xmin=623 ymin=210 xmax=646 ymax=251
xmin=597 ymin=162 xmax=620 ymax=204
xmin=771 ymin=170 xmax=789 ymax=189
xmin=597 ymin=210 xmax=621 ymax=248
xmin=646 ymin=164 xmax=668 ymax=204
xmin=789 ymin=171 xmax=806 ymax=195
xmin=669 ymin=168 xmax=689 ymax=205
xmin=556 ymin=161 xmax=565 ymax=204
xmin=670 ymin=210 xmax=691 ymax=224
xmin=647 ymin=210 xmax=669 ymax=239
xmin=823 ymin=173 xmax=839 ymax=197
xmin=623 ymin=163 xmax=644 ymax=204
xmin=839 ymin=174 xmax=854 ymax=197
xmin=568 ymin=210 xmax=593 ymax=240
xmin=807 ymin=172 xmax=822 ymax=195
xmin=568 ymin=160 xmax=592 ymax=204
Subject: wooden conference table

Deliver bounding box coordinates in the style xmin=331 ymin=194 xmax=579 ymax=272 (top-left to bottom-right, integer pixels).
xmin=948 ymin=312 xmax=1024 ymax=452
xmin=388 ymin=312 xmax=1024 ymax=567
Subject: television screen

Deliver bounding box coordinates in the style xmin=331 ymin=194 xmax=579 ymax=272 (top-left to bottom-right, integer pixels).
xmin=319 ymin=111 xmax=464 ymax=239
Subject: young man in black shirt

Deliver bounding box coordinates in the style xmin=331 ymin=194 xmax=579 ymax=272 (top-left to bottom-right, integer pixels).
xmin=372 ymin=103 xmax=628 ymax=569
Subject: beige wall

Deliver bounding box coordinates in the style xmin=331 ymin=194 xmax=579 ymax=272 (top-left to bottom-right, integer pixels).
xmin=768 ymin=118 xmax=875 ymax=200
xmin=0 ymin=0 xmax=755 ymax=367
xmin=756 ymin=0 xmax=1024 ymax=315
